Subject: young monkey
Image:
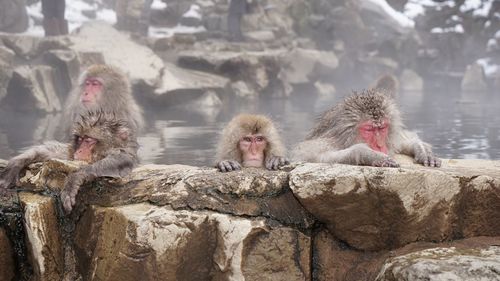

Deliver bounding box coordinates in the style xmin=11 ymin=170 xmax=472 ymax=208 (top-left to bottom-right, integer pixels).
xmin=215 ymin=114 xmax=289 ymax=172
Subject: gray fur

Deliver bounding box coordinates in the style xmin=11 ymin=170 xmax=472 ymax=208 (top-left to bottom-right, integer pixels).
xmin=293 ymin=89 xmax=441 ymax=167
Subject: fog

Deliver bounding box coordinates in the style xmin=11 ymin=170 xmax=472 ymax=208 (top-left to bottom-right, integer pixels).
xmin=0 ymin=0 xmax=499 ymax=165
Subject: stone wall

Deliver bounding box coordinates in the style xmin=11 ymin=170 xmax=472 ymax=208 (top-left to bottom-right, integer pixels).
xmin=0 ymin=157 xmax=499 ymax=280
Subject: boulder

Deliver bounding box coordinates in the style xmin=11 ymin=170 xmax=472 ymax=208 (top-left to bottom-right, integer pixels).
xmin=0 ymin=0 xmax=29 ymax=33
xmin=151 ymin=62 xmax=229 ymax=105
xmin=0 ymin=46 xmax=15 ymax=101
xmin=0 ymin=35 xmax=69 ymax=59
xmin=43 ymin=50 xmax=81 ymax=97
xmin=69 ymin=21 xmax=164 ymax=87
xmin=376 ymin=246 xmax=500 ymax=281
xmin=19 ymin=193 xmax=63 ymax=281
xmin=6 ymin=65 xmax=62 ymax=113
xmin=74 ymin=204 xmax=310 ymax=281
xmin=290 ymin=157 xmax=500 ymax=251
xmin=461 ymin=63 xmax=488 ymax=92
xmin=400 ymin=69 xmax=423 ymax=92
xmin=20 ymin=161 xmax=314 ymax=229
xmin=0 ymin=228 xmax=15 ymax=281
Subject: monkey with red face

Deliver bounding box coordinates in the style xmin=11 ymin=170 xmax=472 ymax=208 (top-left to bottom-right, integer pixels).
xmin=0 ymin=111 xmax=138 ymax=213
xmin=215 ymin=114 xmax=289 ymax=172
xmin=60 ymin=64 xmax=144 ymax=139
xmin=292 ymin=87 xmax=441 ymax=168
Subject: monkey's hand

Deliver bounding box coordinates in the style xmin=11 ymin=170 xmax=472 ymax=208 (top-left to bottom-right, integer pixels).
xmin=414 ymin=153 xmax=442 ymax=167
xmin=413 ymin=143 xmax=442 ymax=167
xmin=265 ymin=156 xmax=290 ymax=170
xmin=61 ymin=171 xmax=93 ymax=213
xmin=372 ymin=157 xmax=400 ymax=168
xmin=217 ymin=160 xmax=241 ymax=172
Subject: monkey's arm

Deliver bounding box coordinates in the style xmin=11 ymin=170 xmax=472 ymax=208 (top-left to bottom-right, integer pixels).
xmin=395 ymin=130 xmax=441 ymax=167
xmin=0 ymin=141 xmax=69 ymax=189
xmin=318 ymin=144 xmax=399 ymax=167
xmin=61 ymin=148 xmax=138 ymax=213
xmin=293 ymin=139 xmax=399 ymax=167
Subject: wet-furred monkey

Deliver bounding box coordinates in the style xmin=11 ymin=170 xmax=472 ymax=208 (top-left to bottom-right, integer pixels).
xmin=292 ymin=76 xmax=441 ymax=168
xmin=60 ymin=64 xmax=144 ymax=139
xmin=0 ymin=111 xmax=138 ymax=213
xmin=215 ymin=114 xmax=290 ymax=172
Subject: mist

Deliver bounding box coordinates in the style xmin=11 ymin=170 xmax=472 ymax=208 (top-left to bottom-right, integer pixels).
xmin=0 ymin=0 xmax=499 ymax=165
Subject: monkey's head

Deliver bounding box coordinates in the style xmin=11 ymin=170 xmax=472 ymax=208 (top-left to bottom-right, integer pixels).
xmin=372 ymin=74 xmax=399 ymax=99
xmin=216 ymin=114 xmax=286 ymax=167
xmin=78 ymin=64 xmax=131 ymax=110
xmin=70 ymin=110 xmax=131 ymax=163
xmin=311 ymin=89 xmax=403 ymax=153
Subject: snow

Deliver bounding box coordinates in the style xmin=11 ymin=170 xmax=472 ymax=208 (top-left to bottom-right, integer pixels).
xmin=151 ymin=0 xmax=167 ymax=10
xmin=362 ymin=0 xmax=415 ymax=28
xmin=477 ymin=58 xmax=499 ymax=78
xmin=431 ymin=24 xmax=464 ymax=34
xmin=22 ymin=0 xmax=204 ymax=38
xmin=183 ymin=5 xmax=202 ymax=19
xmin=149 ymin=25 xmax=206 ymax=38
xmin=404 ymin=0 xmax=455 ymax=19
xmin=460 ymin=0 xmax=493 ymax=17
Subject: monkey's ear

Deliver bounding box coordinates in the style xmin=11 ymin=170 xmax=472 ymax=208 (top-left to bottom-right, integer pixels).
xmin=117 ymin=126 xmax=130 ymax=141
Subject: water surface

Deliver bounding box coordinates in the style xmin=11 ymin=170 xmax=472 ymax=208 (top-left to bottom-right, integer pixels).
xmin=1 ymin=90 xmax=499 ymax=166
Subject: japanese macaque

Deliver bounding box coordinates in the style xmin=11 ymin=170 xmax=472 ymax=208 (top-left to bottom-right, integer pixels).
xmin=215 ymin=114 xmax=289 ymax=172
xmin=371 ymin=74 xmax=399 ymax=98
xmin=60 ymin=64 xmax=144 ymax=138
xmin=292 ymin=88 xmax=441 ymax=168
xmin=0 ymin=111 xmax=138 ymax=213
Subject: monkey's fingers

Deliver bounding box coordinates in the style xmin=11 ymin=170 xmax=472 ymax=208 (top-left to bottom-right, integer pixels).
xmin=280 ymin=157 xmax=290 ymax=166
xmin=219 ymin=161 xmax=235 ymax=172
xmin=229 ymin=161 xmax=241 ymax=171
xmin=428 ymin=156 xmax=441 ymax=168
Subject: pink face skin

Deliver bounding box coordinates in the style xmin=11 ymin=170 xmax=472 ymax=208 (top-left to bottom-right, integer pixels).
xmin=239 ymin=134 xmax=267 ymax=167
xmin=358 ymin=119 xmax=390 ymax=154
xmin=80 ymin=77 xmax=103 ymax=106
xmin=74 ymin=136 xmax=98 ymax=163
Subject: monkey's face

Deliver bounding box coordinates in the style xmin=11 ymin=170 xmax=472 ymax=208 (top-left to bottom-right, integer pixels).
xmin=239 ymin=134 xmax=267 ymax=167
xmin=80 ymin=77 xmax=104 ymax=107
xmin=358 ymin=119 xmax=389 ymax=154
xmin=73 ymin=135 xmax=98 ymax=163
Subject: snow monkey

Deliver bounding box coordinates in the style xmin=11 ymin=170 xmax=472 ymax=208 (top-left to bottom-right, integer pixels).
xmin=60 ymin=64 xmax=144 ymax=138
xmin=215 ymin=114 xmax=290 ymax=172
xmin=0 ymin=111 xmax=139 ymax=213
xmin=292 ymin=86 xmax=441 ymax=168
xmin=371 ymin=73 xmax=399 ymax=99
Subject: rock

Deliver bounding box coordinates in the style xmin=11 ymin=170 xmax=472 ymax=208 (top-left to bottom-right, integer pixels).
xmin=74 ymin=204 xmax=310 ymax=280
xmin=6 ymin=65 xmax=62 ymax=113
xmin=376 ymin=246 xmax=500 ymax=281
xmin=114 ymin=0 xmax=151 ymax=35
xmin=20 ymin=161 xmax=315 ymax=229
xmin=178 ymin=49 xmax=289 ymax=97
xmin=179 ymin=4 xmax=202 ymax=27
xmin=70 ymin=21 xmax=164 ymax=87
xmin=280 ymin=48 xmax=338 ymax=84
xmin=231 ymin=80 xmax=258 ymax=99
xmin=0 ymin=228 xmax=15 ymax=281
xmin=314 ymin=81 xmax=336 ymax=96
xmin=43 ymin=50 xmax=81 ymax=97
xmin=289 ymin=159 xmax=500 ymax=251
xmin=0 ymin=0 xmax=29 ymax=33
xmin=400 ymin=69 xmax=423 ymax=91
xmin=314 ymin=228 xmax=500 ymax=281
xmin=461 ymin=63 xmax=488 ymax=92
xmin=0 ymin=35 xmax=70 ymax=59
xmin=0 ymin=46 xmax=15 ymax=101
xmin=244 ymin=30 xmax=276 ymax=42
xmin=151 ymin=62 xmax=229 ymax=105
xmin=19 ymin=193 xmax=63 ymax=281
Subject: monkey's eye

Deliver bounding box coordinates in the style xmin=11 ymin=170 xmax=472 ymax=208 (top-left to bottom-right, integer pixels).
xmin=242 ymin=137 xmax=252 ymax=142
xmin=255 ymin=136 xmax=265 ymax=142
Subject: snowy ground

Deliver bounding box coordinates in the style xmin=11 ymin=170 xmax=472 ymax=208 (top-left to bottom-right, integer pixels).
xmin=23 ymin=0 xmax=204 ymax=38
